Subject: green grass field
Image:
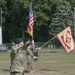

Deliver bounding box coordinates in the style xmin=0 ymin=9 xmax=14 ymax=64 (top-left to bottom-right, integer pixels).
xmin=0 ymin=51 xmax=75 ymax=75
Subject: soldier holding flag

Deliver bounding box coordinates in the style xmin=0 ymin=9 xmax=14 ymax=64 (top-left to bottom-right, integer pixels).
xmin=25 ymin=39 xmax=34 ymax=73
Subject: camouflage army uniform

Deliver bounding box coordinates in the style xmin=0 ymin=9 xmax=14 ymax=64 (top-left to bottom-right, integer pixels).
xmin=10 ymin=44 xmax=25 ymax=75
xmin=26 ymin=44 xmax=34 ymax=72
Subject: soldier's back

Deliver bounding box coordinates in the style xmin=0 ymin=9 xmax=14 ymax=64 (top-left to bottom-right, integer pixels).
xmin=10 ymin=45 xmax=25 ymax=73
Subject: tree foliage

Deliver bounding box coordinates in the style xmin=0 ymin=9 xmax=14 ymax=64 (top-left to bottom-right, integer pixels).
xmin=49 ymin=0 xmax=73 ymax=36
xmin=0 ymin=0 xmax=74 ymax=42
xmin=24 ymin=0 xmax=60 ymax=41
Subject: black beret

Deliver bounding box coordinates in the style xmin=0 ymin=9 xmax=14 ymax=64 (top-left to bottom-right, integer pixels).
xmin=15 ymin=38 xmax=23 ymax=44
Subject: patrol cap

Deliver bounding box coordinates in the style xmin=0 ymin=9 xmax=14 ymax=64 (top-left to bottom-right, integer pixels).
xmin=15 ymin=38 xmax=23 ymax=44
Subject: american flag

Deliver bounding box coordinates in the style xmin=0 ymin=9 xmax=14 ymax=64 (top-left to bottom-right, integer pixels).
xmin=25 ymin=3 xmax=34 ymax=37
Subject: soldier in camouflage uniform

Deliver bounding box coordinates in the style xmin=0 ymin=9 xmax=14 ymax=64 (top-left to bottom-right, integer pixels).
xmin=10 ymin=38 xmax=25 ymax=75
xmin=25 ymin=39 xmax=34 ymax=73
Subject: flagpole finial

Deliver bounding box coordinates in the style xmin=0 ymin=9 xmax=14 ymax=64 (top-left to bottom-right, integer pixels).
xmin=30 ymin=2 xmax=32 ymax=8
xmin=31 ymin=2 xmax=32 ymax=5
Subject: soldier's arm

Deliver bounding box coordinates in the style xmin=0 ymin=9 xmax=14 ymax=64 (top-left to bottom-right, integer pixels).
xmin=27 ymin=48 xmax=33 ymax=57
xmin=12 ymin=44 xmax=22 ymax=53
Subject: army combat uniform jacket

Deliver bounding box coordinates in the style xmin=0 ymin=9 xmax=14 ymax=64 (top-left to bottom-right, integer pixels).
xmin=10 ymin=44 xmax=25 ymax=73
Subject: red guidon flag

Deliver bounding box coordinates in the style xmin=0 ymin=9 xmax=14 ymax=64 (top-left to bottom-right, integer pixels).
xmin=56 ymin=26 xmax=74 ymax=53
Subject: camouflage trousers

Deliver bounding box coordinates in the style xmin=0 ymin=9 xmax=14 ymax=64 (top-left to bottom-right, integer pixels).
xmin=10 ymin=72 xmax=24 ymax=75
xmin=27 ymin=55 xmax=34 ymax=72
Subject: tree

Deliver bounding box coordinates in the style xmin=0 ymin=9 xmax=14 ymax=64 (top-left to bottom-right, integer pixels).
xmin=66 ymin=0 xmax=75 ymax=9
xmin=24 ymin=0 xmax=60 ymax=41
xmin=0 ymin=0 xmax=74 ymax=43
xmin=3 ymin=0 xmax=25 ymax=42
xmin=49 ymin=0 xmax=73 ymax=36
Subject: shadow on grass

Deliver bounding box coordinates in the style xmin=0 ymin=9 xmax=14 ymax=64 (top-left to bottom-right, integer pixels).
xmin=39 ymin=69 xmax=60 ymax=72
xmin=1 ymin=69 xmax=10 ymax=72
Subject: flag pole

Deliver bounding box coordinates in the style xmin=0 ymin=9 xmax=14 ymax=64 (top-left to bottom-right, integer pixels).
xmin=39 ymin=36 xmax=56 ymax=49
xmin=32 ymin=26 xmax=34 ymax=40
xmin=30 ymin=3 xmax=34 ymax=45
xmin=31 ymin=26 xmax=35 ymax=53
xmin=38 ymin=26 xmax=71 ymax=49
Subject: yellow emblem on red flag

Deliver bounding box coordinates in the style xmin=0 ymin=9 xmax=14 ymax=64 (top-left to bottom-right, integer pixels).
xmin=56 ymin=26 xmax=74 ymax=53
